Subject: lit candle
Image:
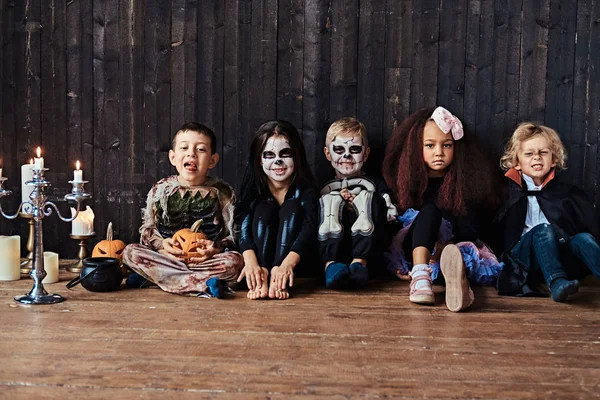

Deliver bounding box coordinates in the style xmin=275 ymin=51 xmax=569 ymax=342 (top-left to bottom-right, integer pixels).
xmin=21 ymin=159 xmax=35 ymax=214
xmin=74 ymin=160 xmax=83 ymax=182
xmin=71 ymin=206 xmax=95 ymax=235
xmin=0 ymin=235 xmax=20 ymax=281
xmin=0 ymin=167 xmax=3 ymax=178
xmin=34 ymin=146 xmax=44 ymax=169
xmin=42 ymin=251 xmax=59 ymax=284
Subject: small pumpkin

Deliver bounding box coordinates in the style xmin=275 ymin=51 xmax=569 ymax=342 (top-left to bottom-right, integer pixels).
xmin=172 ymin=219 xmax=207 ymax=263
xmin=92 ymin=222 xmax=127 ymax=274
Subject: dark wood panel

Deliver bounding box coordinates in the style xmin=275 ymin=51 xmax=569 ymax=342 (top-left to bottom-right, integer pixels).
xmin=329 ymin=0 xmax=358 ymax=122
xmin=383 ymin=0 xmax=412 ymax=145
xmin=545 ymin=0 xmax=578 ymax=184
xmin=198 ymin=1 xmax=225 ymax=178
xmin=143 ymin=0 xmax=172 ymax=193
xmin=571 ymin=0 xmax=597 ymax=199
xmin=0 ymin=0 xmax=20 ymax=238
xmin=92 ymin=0 xmax=121 ymax=249
xmin=249 ymin=0 xmax=278 ymax=132
xmin=409 ymin=0 xmax=439 ymax=113
xmin=277 ymin=0 xmax=304 ymax=130
xmin=357 ymin=0 xmax=386 ymax=158
xmin=0 ymin=0 xmax=599 ymax=257
xmin=437 ymin=0 xmax=467 ymax=119
xmin=302 ymin=0 xmax=331 ymax=186
xmin=41 ymin=0 xmax=70 ymax=255
xmin=117 ymin=0 xmax=145 ymax=244
xmin=474 ymin=0 xmax=494 ymax=142
xmin=489 ymin=0 xmax=522 ymax=149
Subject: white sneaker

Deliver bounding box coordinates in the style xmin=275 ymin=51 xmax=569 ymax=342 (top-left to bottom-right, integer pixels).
xmin=409 ymin=266 xmax=435 ymax=305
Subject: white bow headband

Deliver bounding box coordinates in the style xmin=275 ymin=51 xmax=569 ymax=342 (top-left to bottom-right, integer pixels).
xmin=430 ymin=106 xmax=464 ymax=140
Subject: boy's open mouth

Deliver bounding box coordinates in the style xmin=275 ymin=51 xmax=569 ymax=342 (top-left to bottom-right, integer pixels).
xmin=531 ymin=163 xmax=543 ymax=171
xmin=184 ymin=161 xmax=198 ymax=171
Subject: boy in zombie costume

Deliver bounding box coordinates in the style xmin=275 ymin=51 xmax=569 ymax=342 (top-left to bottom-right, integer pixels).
xmin=320 ymin=118 xmax=398 ymax=289
xmin=122 ymin=122 xmax=243 ymax=297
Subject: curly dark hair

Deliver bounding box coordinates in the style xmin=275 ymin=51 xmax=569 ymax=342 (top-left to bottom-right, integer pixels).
xmin=383 ymin=108 xmax=500 ymax=216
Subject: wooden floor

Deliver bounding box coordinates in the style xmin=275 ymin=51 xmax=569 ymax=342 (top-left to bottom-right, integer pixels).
xmin=1 ymin=263 xmax=599 ymax=400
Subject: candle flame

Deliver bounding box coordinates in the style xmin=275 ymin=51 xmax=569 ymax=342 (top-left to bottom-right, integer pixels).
xmin=36 ymin=147 xmax=41 ymax=158
xmin=76 ymin=160 xmax=81 ymax=170
xmin=29 ymin=159 xmax=33 ymax=164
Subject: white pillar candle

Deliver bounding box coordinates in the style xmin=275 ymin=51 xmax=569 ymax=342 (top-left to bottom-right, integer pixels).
xmin=0 ymin=235 xmax=21 ymax=281
xmin=0 ymin=168 xmax=3 ymax=178
xmin=73 ymin=160 xmax=83 ymax=182
xmin=34 ymin=146 xmax=44 ymax=169
xmin=41 ymin=251 xmax=59 ymax=284
xmin=21 ymin=161 xmax=35 ymax=215
xmin=71 ymin=206 xmax=95 ymax=235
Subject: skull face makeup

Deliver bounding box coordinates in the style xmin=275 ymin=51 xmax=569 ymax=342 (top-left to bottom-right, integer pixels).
xmin=326 ymin=136 xmax=368 ymax=178
xmin=261 ymin=135 xmax=295 ymax=183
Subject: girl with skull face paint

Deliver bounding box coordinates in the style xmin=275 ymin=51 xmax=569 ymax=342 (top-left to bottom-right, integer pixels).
xmin=237 ymin=120 xmax=318 ymax=300
xmin=382 ymin=107 xmax=502 ymax=312
xmin=320 ymin=118 xmax=400 ymax=290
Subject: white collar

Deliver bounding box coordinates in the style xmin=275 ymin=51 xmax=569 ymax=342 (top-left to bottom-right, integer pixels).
xmin=521 ymin=173 xmax=542 ymax=191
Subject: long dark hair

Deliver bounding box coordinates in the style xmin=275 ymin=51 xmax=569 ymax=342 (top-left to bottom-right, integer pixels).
xmin=238 ymin=120 xmax=316 ymax=212
xmin=383 ymin=108 xmax=499 ymax=215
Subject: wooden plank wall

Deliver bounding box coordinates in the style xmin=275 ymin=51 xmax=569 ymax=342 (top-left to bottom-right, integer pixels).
xmin=1 ymin=0 xmax=599 ymax=258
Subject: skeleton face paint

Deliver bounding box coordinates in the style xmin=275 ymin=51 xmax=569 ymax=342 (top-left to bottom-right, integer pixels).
xmin=261 ymin=135 xmax=295 ymax=183
xmin=328 ymin=136 xmax=366 ymax=178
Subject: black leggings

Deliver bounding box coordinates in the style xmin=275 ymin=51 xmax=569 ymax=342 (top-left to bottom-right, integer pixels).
xmin=402 ymin=204 xmax=442 ymax=262
xmin=251 ymin=198 xmax=304 ymax=270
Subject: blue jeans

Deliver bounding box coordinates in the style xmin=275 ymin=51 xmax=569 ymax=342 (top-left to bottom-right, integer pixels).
xmin=511 ymin=224 xmax=600 ymax=286
xmin=567 ymin=232 xmax=600 ymax=279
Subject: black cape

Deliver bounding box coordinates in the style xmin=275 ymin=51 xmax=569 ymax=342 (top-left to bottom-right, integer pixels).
xmin=495 ymin=170 xmax=600 ymax=296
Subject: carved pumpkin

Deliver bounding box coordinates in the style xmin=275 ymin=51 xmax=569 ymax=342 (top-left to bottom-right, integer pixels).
xmin=92 ymin=222 xmax=127 ymax=274
xmin=172 ymin=219 xmax=207 ymax=263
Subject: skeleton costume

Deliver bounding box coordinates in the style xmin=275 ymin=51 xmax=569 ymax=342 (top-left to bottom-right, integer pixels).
xmin=238 ymin=135 xmax=318 ymax=275
xmin=319 ymin=134 xmax=399 ymax=281
xmin=122 ymin=175 xmax=243 ymax=295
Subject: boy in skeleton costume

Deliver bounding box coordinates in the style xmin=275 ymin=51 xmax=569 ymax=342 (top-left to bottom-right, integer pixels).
xmin=320 ymin=118 xmax=398 ymax=289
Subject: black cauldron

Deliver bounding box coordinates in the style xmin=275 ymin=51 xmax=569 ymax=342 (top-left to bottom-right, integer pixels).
xmin=66 ymin=257 xmax=123 ymax=292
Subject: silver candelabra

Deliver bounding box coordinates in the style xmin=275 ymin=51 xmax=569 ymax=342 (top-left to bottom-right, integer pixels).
xmin=0 ymin=167 xmax=91 ymax=304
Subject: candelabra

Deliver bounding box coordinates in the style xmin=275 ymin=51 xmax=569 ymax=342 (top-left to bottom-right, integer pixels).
xmin=0 ymin=168 xmax=91 ymax=304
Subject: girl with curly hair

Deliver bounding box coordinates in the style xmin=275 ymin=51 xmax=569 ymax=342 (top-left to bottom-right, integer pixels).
xmin=383 ymin=107 xmax=501 ymax=311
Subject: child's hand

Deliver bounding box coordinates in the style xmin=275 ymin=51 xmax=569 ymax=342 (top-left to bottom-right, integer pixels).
xmin=159 ymin=238 xmax=185 ymax=260
xmin=188 ymin=239 xmax=219 ymax=264
xmin=270 ymin=264 xmax=294 ymax=290
xmin=237 ymin=263 xmax=264 ymax=290
xmin=340 ymin=188 xmax=356 ymax=207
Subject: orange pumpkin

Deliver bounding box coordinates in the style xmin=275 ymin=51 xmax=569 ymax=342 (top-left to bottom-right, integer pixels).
xmin=172 ymin=219 xmax=207 ymax=263
xmin=92 ymin=222 xmax=127 ymax=274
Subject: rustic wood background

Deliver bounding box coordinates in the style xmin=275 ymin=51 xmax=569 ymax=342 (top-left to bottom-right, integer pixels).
xmin=1 ymin=0 xmax=599 ymax=257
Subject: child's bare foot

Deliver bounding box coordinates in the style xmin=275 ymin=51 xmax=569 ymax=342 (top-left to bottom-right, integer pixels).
xmin=247 ymin=267 xmax=269 ymax=300
xmin=268 ymin=275 xmax=290 ymax=300
xmin=269 ymin=286 xmax=290 ymax=300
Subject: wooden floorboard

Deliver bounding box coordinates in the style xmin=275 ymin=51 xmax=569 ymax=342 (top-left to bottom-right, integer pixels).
xmin=0 ymin=263 xmax=599 ymax=399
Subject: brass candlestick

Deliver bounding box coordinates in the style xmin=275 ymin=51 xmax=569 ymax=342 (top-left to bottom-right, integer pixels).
xmin=0 ymin=170 xmax=91 ymax=304
xmin=19 ymin=213 xmax=34 ymax=275
xmin=68 ymin=233 xmax=96 ymax=273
